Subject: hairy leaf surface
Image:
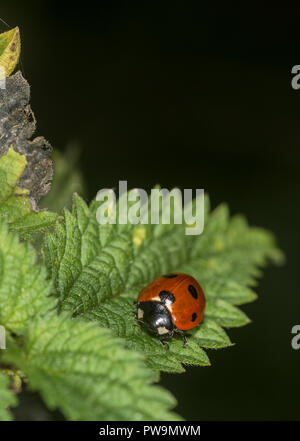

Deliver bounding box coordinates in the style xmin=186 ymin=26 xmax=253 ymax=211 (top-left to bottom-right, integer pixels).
xmin=44 ymin=193 xmax=283 ymax=373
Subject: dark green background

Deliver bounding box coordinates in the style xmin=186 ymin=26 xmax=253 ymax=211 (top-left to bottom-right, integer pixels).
xmin=2 ymin=2 xmax=300 ymax=420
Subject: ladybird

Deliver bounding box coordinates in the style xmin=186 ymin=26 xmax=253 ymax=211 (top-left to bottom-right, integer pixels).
xmin=136 ymin=273 xmax=205 ymax=347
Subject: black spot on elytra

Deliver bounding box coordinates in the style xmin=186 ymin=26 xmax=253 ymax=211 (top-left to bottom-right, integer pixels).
xmin=188 ymin=284 xmax=198 ymax=299
xmin=163 ymin=273 xmax=177 ymax=278
xmin=159 ymin=290 xmax=175 ymax=304
xmin=192 ymin=312 xmax=197 ymax=322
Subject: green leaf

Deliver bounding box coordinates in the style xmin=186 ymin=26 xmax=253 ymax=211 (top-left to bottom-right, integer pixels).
xmin=200 ymin=279 xmax=257 ymax=305
xmin=82 ymin=296 xmax=210 ymax=373
xmin=3 ymin=312 xmax=180 ymax=421
xmin=44 ymin=193 xmax=283 ymax=373
xmin=0 ymin=220 xmax=179 ymax=420
xmin=0 ymin=220 xmax=53 ymax=334
xmin=179 ymin=210 xmax=284 ymax=295
xmin=0 ymin=147 xmax=60 ymax=236
xmin=205 ymin=299 xmax=250 ymax=328
xmin=0 ymin=27 xmax=20 ymax=77
xmin=191 ymin=318 xmax=232 ymax=349
xmin=0 ymin=371 xmax=17 ymax=421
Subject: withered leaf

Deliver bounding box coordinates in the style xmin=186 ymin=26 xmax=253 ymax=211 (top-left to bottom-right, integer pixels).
xmin=0 ymin=71 xmax=53 ymax=210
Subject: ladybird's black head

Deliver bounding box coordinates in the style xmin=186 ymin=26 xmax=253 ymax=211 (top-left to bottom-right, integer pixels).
xmin=137 ymin=301 xmax=175 ymax=337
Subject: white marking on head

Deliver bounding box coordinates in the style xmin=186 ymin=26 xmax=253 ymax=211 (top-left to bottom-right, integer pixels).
xmin=137 ymin=308 xmax=144 ymax=319
xmin=157 ymin=326 xmax=169 ymax=335
xmin=165 ymin=304 xmax=173 ymax=315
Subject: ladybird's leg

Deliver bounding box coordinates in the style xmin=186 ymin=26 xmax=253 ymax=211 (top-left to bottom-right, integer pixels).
xmin=175 ymin=329 xmax=187 ymax=347
xmin=159 ymin=338 xmax=169 ymax=350
xmin=159 ymin=329 xmax=174 ymax=349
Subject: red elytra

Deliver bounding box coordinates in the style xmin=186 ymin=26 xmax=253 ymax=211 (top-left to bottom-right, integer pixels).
xmin=137 ymin=273 xmax=206 ymax=346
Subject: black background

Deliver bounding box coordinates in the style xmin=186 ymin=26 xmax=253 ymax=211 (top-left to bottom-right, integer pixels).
xmin=1 ymin=2 xmax=300 ymax=420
